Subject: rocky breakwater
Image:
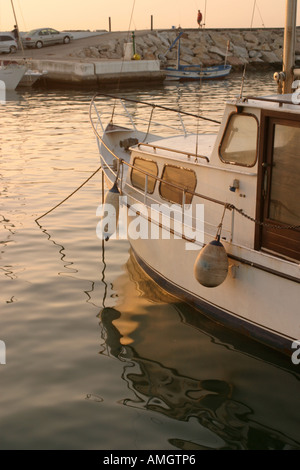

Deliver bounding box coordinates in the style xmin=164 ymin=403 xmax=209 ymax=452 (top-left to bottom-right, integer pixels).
xmin=69 ymin=28 xmax=300 ymax=71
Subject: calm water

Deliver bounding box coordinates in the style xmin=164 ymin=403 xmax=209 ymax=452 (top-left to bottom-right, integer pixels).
xmin=1 ymin=72 xmax=300 ymax=450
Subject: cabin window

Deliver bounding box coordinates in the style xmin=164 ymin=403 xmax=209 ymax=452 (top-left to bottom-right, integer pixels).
xmin=159 ymin=165 xmax=197 ymax=205
xmin=219 ymin=113 xmax=258 ymax=166
xmin=268 ymin=123 xmax=300 ymax=226
xmin=131 ymin=157 xmax=158 ymax=194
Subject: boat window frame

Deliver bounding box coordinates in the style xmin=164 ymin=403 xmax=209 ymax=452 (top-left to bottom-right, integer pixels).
xmin=159 ymin=163 xmax=197 ymax=206
xmin=130 ymin=156 xmax=159 ymax=195
xmin=218 ymin=111 xmax=259 ymax=168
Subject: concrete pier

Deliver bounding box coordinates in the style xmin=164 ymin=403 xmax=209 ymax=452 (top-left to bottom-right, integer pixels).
xmin=27 ymin=58 xmax=166 ymax=86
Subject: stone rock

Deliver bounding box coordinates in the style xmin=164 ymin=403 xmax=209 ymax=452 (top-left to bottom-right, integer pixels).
xmin=244 ymin=32 xmax=259 ymax=45
xmin=89 ymin=46 xmax=101 ymax=58
xmin=99 ymin=40 xmax=116 ymax=52
xmin=227 ymin=56 xmax=248 ymax=66
xmin=165 ymin=50 xmax=177 ymax=60
xmin=229 ymin=32 xmax=245 ymax=45
xmin=202 ymin=33 xmax=214 ymax=45
xmin=232 ymin=45 xmax=249 ymax=59
xmin=193 ymin=44 xmax=208 ymax=56
xmin=190 ymin=56 xmax=202 ymax=65
xmin=210 ymin=32 xmax=231 ymax=50
xmin=136 ymin=38 xmax=148 ymax=50
xmin=180 ymin=45 xmax=194 ymax=56
xmin=143 ymin=36 xmax=156 ymax=47
xmin=260 ymin=50 xmax=281 ymax=63
xmin=249 ymin=50 xmax=262 ymax=59
xmin=249 ymin=57 xmax=264 ymax=64
xmin=261 ymin=43 xmax=272 ymax=51
xmin=180 ymin=53 xmax=194 ymax=64
xmin=147 ymin=34 xmax=162 ymax=47
xmin=271 ymin=36 xmax=283 ymax=50
xmin=157 ymin=32 xmax=170 ymax=47
xmin=272 ymin=49 xmax=283 ymax=61
xmin=209 ymin=46 xmax=231 ymax=58
xmin=208 ymin=53 xmax=223 ymax=63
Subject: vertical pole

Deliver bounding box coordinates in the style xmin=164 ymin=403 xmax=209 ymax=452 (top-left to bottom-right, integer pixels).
xmin=177 ymin=35 xmax=181 ymax=69
xmin=144 ymin=175 xmax=148 ymax=205
xmin=282 ymin=0 xmax=297 ymax=94
xmin=108 ymin=17 xmax=111 ymax=32
xmin=132 ymin=31 xmax=136 ymax=55
xmin=10 ymin=0 xmax=24 ymax=52
xmin=151 ymin=15 xmax=153 ymax=31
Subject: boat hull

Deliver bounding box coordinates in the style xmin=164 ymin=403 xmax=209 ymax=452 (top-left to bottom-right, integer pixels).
xmin=0 ymin=63 xmax=27 ymax=90
xmin=128 ymin=231 xmax=299 ymax=357
xmin=165 ymin=64 xmax=232 ymax=81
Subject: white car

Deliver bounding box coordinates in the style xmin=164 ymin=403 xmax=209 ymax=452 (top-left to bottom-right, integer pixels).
xmin=0 ymin=34 xmax=18 ymax=54
xmin=22 ymin=28 xmax=73 ymax=49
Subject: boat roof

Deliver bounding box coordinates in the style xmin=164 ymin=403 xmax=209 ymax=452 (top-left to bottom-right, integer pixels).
xmin=231 ymin=94 xmax=300 ymax=113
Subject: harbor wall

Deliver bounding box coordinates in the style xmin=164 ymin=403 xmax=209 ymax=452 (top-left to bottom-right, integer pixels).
xmin=69 ymin=27 xmax=300 ymax=71
xmin=23 ymin=27 xmax=300 ymax=87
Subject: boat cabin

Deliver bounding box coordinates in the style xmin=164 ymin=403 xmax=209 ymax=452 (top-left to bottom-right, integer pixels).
xmin=126 ymin=95 xmax=300 ymax=262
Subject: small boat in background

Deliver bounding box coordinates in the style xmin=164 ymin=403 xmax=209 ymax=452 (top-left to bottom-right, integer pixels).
xmin=165 ymin=63 xmax=232 ymax=81
xmin=161 ymin=30 xmax=231 ymax=81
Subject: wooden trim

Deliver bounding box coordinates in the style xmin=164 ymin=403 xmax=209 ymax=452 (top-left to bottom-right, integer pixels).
xmin=255 ymin=109 xmax=300 ymax=260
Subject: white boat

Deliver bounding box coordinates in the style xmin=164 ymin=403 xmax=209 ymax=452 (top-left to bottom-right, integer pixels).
xmin=90 ymin=1 xmax=300 ymax=357
xmin=0 ymin=60 xmax=26 ymax=90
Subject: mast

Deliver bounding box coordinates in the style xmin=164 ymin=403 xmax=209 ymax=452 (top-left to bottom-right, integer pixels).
xmin=282 ymin=0 xmax=297 ymax=94
xmin=10 ymin=0 xmax=24 ymax=53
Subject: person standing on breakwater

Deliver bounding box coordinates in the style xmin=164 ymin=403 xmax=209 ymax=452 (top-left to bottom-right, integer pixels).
xmin=11 ymin=25 xmax=20 ymax=49
xmin=197 ymin=10 xmax=202 ymax=28
xmin=11 ymin=25 xmax=19 ymax=41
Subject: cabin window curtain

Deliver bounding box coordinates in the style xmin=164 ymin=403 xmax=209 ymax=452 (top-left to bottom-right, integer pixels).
xmin=159 ymin=165 xmax=197 ymax=205
xmin=131 ymin=157 xmax=158 ymax=194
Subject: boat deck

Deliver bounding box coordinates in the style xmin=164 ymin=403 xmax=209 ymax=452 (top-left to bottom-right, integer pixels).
xmin=139 ymin=134 xmax=216 ymax=164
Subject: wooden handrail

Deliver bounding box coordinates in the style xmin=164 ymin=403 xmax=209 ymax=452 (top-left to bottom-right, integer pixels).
xmin=137 ymin=142 xmax=209 ymax=162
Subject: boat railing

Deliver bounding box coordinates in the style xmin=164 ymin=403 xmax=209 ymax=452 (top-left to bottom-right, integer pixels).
xmin=90 ymin=95 xmax=227 ymax=207
xmin=137 ymin=142 xmax=209 ymax=162
xmin=98 ymin=140 xmax=225 ymax=208
xmin=90 ymin=93 xmax=221 ymax=139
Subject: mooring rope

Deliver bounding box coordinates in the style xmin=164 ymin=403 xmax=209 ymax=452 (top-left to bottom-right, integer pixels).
xmin=35 ymin=166 xmax=102 ymax=222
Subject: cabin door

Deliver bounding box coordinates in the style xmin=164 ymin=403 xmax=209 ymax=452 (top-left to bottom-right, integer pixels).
xmin=257 ymin=113 xmax=300 ymax=261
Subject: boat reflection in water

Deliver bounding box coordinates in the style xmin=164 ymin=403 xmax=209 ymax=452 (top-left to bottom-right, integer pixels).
xmin=97 ymin=251 xmax=300 ymax=450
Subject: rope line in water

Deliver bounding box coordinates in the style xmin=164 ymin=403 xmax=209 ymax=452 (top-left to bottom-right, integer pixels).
xmin=35 ymin=166 xmax=102 ymax=222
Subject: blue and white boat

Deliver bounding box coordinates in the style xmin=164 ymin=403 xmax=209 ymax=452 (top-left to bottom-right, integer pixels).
xmin=162 ymin=30 xmax=231 ymax=81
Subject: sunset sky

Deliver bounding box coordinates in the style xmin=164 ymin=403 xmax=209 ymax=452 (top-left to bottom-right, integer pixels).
xmin=0 ymin=0 xmax=299 ymax=32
